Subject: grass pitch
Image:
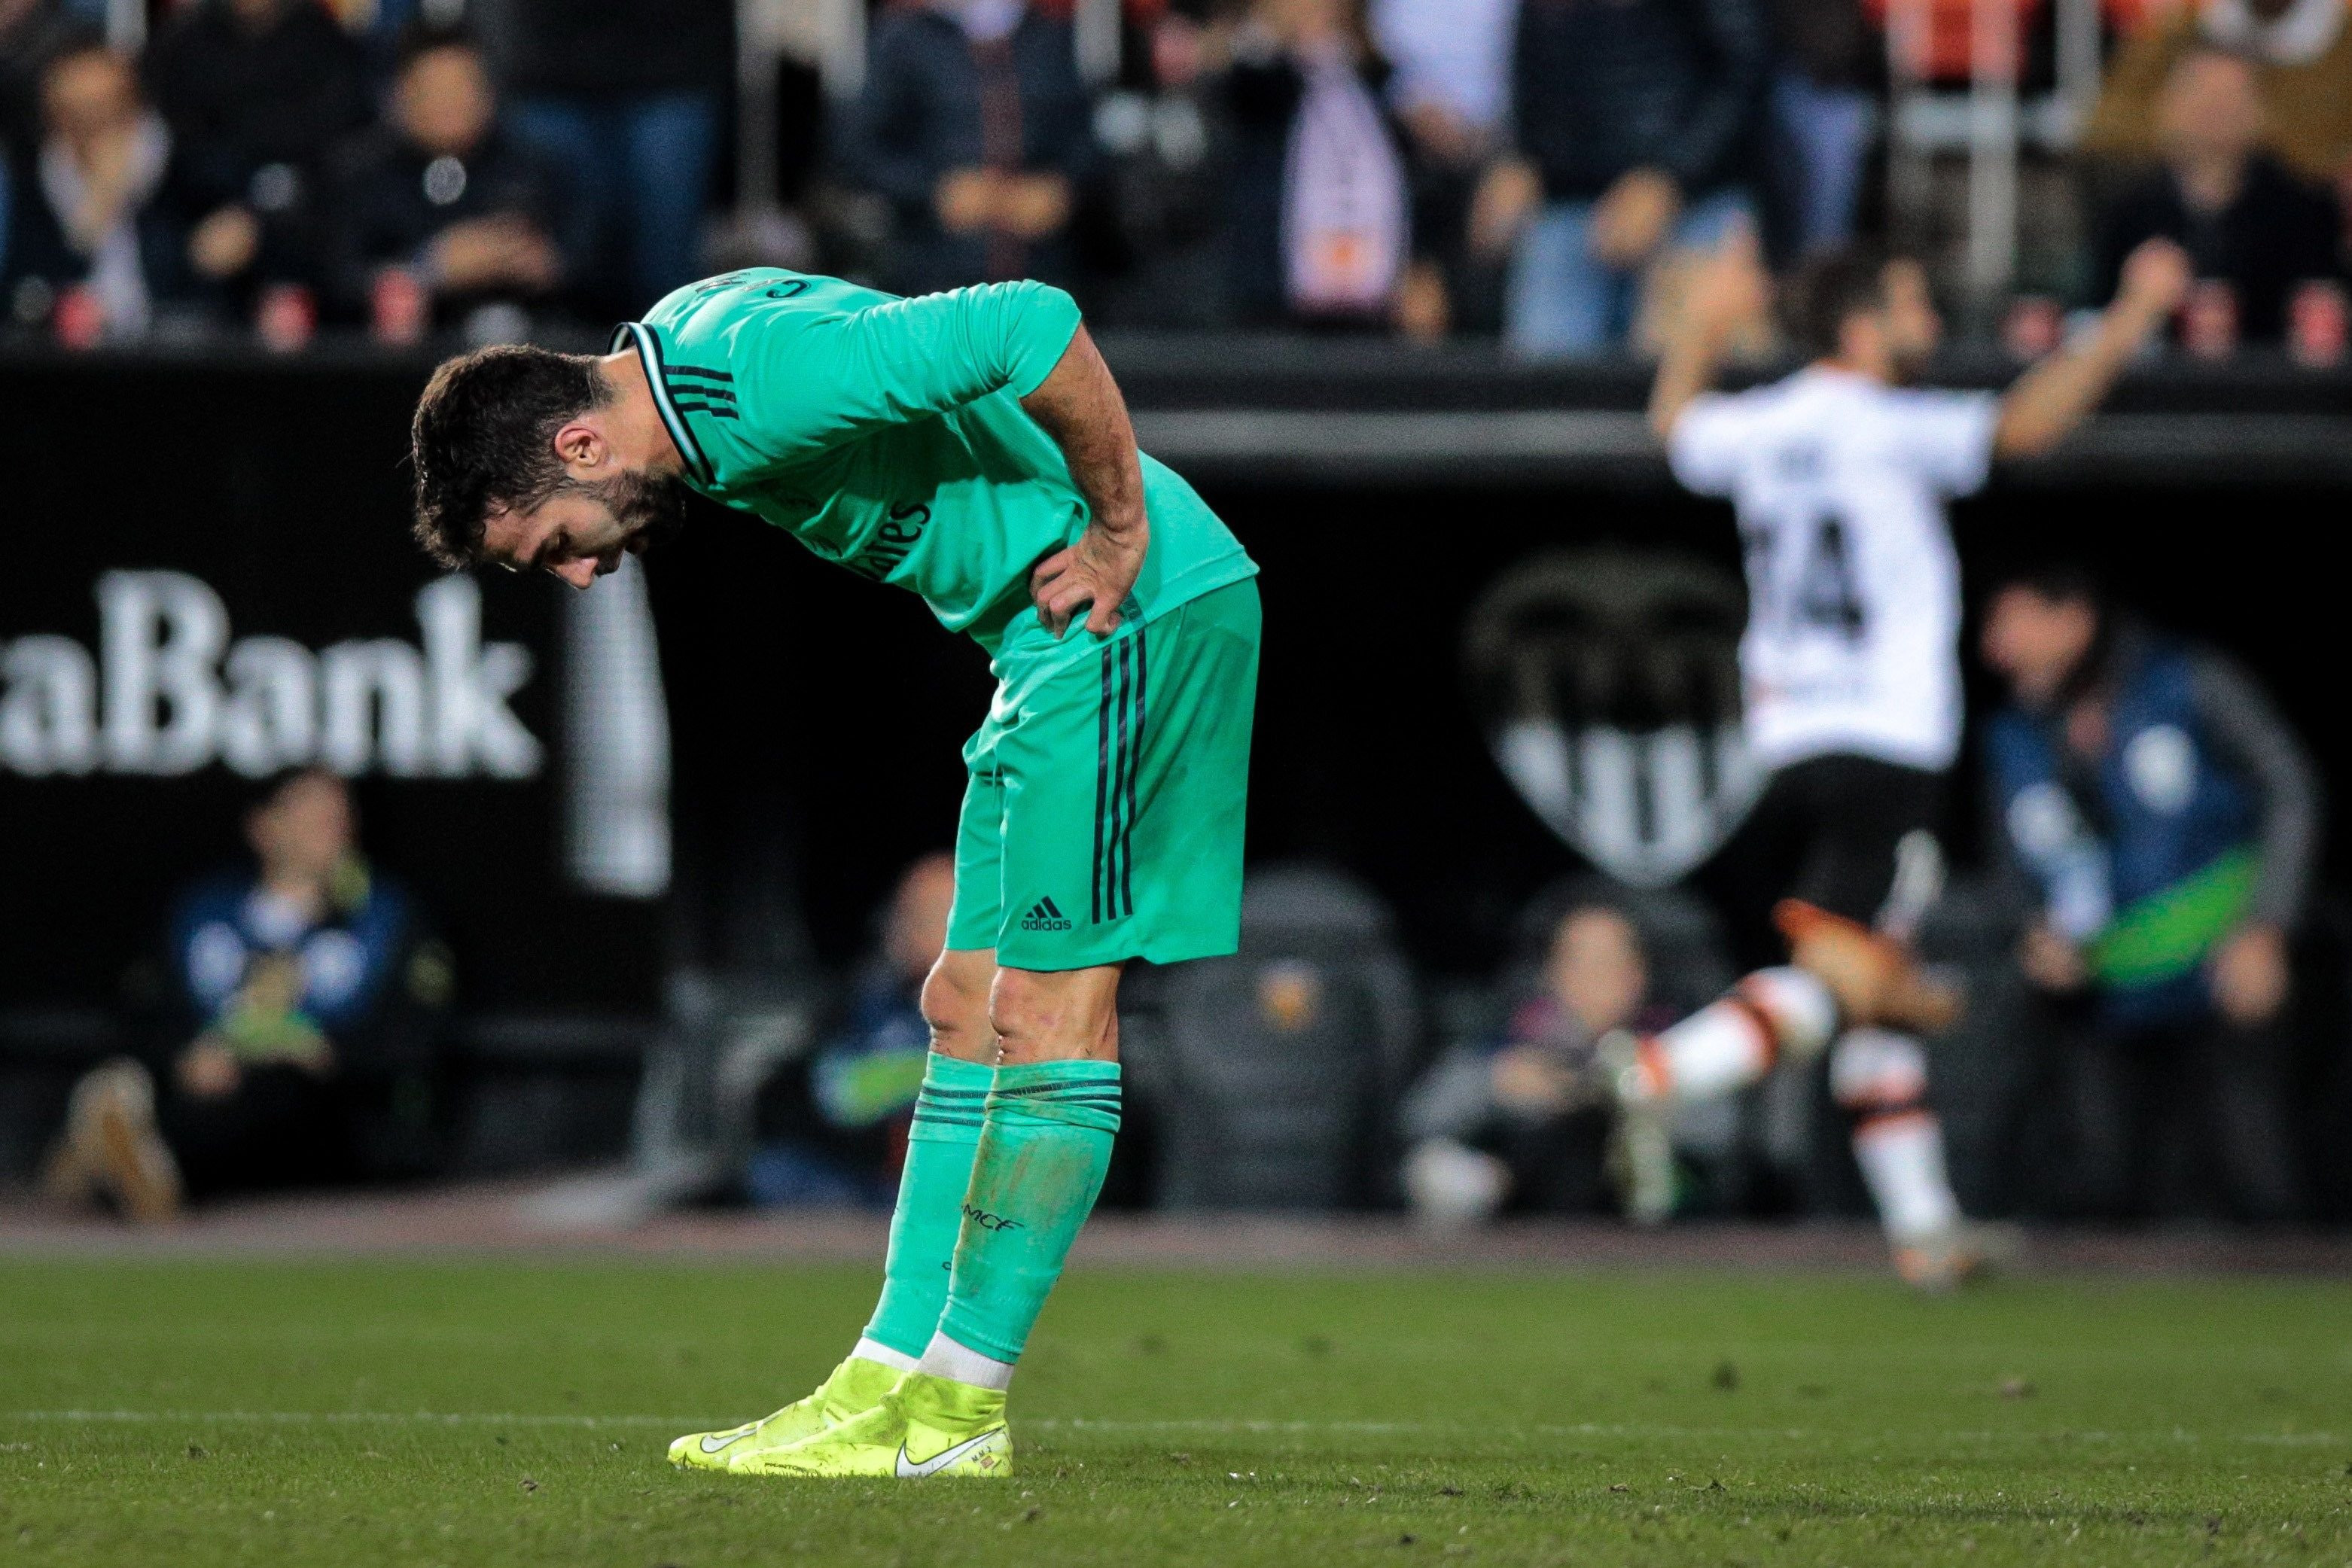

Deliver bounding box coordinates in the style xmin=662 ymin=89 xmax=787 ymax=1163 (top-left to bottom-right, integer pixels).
xmin=2 ymin=1255 xmax=2348 ymax=1566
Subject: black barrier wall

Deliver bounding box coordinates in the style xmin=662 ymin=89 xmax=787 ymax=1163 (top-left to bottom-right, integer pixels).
xmin=2 ymin=358 xmax=661 ymax=1018
xmin=6 ymin=351 xmax=2349 ymax=1003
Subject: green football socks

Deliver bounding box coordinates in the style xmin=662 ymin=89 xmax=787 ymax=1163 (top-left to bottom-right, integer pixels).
xmin=858 ymin=1052 xmax=996 ymax=1362
xmin=933 ymin=1059 xmax=1122 ymax=1369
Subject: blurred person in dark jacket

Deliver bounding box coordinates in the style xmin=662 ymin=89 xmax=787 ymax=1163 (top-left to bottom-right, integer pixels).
xmin=324 ymin=23 xmax=563 ymax=330
xmin=1219 ymin=0 xmax=1440 ymax=334
xmin=1982 ymin=566 xmax=2319 ymax=1223
xmin=45 ymin=769 xmax=451 ymax=1222
xmin=144 ymin=0 xmax=371 ymax=309
xmin=1471 ymin=0 xmax=1769 ymax=356
xmin=2 ymin=43 xmax=199 ymax=336
xmin=748 ymin=854 xmax=958 ymax=1208
xmin=480 ymin=0 xmax=729 ymax=318
xmin=1088 ymin=8 xmax=1229 ymax=327
xmin=0 ymin=0 xmax=96 ymax=154
xmin=2082 ymin=0 xmax=2352 ymax=192
xmin=2093 ymin=43 xmax=2341 ymax=346
xmin=1769 ymin=0 xmax=1881 ymax=253
xmin=839 ymin=0 xmax=1096 ymax=298
xmin=1369 ymin=0 xmax=1516 ymax=327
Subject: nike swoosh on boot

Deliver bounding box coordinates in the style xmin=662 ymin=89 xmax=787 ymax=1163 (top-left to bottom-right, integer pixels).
xmin=894 ymin=1429 xmax=1003 ymax=1478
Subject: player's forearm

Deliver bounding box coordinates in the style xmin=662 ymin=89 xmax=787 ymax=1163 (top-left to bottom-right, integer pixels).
xmin=1648 ymin=328 xmax=1728 ymax=443
xmin=1021 ymin=325 xmax=1147 ymax=547
xmin=1993 ymin=298 xmax=2162 ymax=458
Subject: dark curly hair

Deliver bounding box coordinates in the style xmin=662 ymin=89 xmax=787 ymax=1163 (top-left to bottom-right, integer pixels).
xmin=410 ymin=345 xmax=610 ymax=568
xmin=1782 ymin=246 xmax=1897 ymax=361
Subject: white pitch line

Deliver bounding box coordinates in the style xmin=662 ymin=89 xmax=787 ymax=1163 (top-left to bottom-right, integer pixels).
xmin=1 ymin=1411 xmax=2339 ymax=1447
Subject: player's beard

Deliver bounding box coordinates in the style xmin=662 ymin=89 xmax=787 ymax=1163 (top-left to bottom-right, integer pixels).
xmin=585 ymin=469 xmax=690 ymax=556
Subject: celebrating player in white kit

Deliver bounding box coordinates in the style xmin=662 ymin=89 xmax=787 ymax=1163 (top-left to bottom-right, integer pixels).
xmin=1619 ymin=230 xmax=2192 ymax=1287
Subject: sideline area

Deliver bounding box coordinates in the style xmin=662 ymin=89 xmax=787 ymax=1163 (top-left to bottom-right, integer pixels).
xmin=5 ymin=1183 xmax=2350 ymax=1275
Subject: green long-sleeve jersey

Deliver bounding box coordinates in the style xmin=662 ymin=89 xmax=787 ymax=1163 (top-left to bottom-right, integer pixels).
xmin=612 ymin=269 xmax=1257 ymax=658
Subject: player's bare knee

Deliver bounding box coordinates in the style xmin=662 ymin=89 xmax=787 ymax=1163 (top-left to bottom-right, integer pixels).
xmin=990 ymin=968 xmax=1120 ymax=1065
xmin=921 ymin=952 xmax=996 ymax=1062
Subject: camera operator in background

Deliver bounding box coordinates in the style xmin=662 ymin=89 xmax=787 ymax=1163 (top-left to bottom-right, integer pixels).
xmin=1402 ymin=900 xmax=1675 ymax=1221
xmin=44 ymin=768 xmax=449 ymax=1222
xmin=1982 ymin=567 xmax=2318 ymax=1224
xmin=747 ymin=854 xmax=957 ymax=1209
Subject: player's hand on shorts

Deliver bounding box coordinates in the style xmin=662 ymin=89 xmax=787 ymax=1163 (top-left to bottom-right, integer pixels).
xmin=1031 ymin=520 xmax=1148 ymax=638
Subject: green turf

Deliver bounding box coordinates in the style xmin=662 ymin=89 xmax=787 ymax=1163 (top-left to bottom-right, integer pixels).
xmin=2 ymin=1256 xmax=2348 ymax=1566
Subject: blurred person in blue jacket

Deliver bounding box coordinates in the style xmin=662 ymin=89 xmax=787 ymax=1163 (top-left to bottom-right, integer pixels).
xmin=45 ymin=768 xmax=450 ymax=1222
xmin=1981 ymin=565 xmax=2319 ymax=1223
xmin=747 ymin=854 xmax=959 ymax=1208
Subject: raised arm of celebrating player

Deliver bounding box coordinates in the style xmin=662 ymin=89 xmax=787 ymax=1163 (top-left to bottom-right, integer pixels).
xmin=1990 ymin=239 xmax=2189 ymax=457
xmin=1650 ymin=233 xmax=2192 ymax=459
xmin=1647 ymin=224 xmax=1771 ymax=443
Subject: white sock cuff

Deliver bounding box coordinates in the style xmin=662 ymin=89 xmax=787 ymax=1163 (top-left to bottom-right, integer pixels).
xmin=915 ymin=1329 xmax=1016 ymax=1392
xmin=1830 ymin=1027 xmax=1930 ymax=1110
xmin=851 ymin=1337 xmax=919 ymax=1373
xmin=1741 ymin=966 xmax=1839 ymax=1061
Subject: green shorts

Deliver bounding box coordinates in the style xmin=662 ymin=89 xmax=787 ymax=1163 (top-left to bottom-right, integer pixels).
xmin=946 ymin=578 xmax=1261 ymax=970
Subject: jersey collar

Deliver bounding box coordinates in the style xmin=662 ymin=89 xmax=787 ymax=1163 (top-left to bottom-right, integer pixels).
xmin=611 ymin=321 xmax=715 ymax=486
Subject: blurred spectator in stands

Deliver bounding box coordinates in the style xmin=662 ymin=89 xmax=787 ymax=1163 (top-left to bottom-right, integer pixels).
xmin=746 ymin=854 xmax=956 ymax=1209
xmin=1089 ymin=8 xmax=1229 ymax=327
xmin=1472 ymin=0 xmax=1768 ymax=356
xmin=324 ymin=23 xmax=563 ymax=333
xmin=1369 ymin=0 xmax=1514 ymax=327
xmin=478 ymin=0 xmax=729 ymax=318
xmin=1402 ymin=900 xmax=1673 ymax=1219
xmin=145 ymin=0 xmax=371 ymax=313
xmin=3 ymin=44 xmax=197 ymax=336
xmin=44 ymin=769 xmax=450 ymax=1222
xmin=1769 ymin=0 xmax=1881 ymax=254
xmin=2084 ymin=0 xmax=2352 ymax=195
xmin=1 ymin=0 xmax=96 ymax=154
xmin=1982 ymin=567 xmax=2317 ymax=1223
xmin=1220 ymin=0 xmax=1441 ymax=335
xmin=839 ymin=0 xmax=1096 ymax=298
xmin=2093 ymin=44 xmax=2341 ymax=345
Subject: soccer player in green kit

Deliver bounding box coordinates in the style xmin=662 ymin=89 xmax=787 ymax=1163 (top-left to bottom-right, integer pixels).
xmin=406 ymin=270 xmax=1260 ymax=1479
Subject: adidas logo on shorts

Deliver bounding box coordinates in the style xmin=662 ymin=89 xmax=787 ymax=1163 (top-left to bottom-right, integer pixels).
xmin=1019 ymin=896 xmax=1073 ymax=933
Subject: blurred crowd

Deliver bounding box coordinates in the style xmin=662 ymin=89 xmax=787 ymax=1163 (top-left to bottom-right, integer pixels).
xmin=1403 ymin=565 xmax=2335 ymax=1229
xmin=0 ymin=0 xmax=730 ymax=344
xmin=5 ymin=0 xmax=2351 ymax=354
xmin=29 ymin=568 xmax=2349 ymax=1230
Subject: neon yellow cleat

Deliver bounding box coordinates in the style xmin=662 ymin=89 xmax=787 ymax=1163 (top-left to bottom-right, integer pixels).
xmin=667 ymin=1354 xmax=903 ymax=1471
xmin=727 ymin=1371 xmax=1012 ymax=1478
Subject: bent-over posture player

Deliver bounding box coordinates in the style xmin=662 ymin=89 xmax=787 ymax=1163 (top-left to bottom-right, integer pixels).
xmin=408 ymin=270 xmax=1260 ymax=1476
xmin=1627 ymin=233 xmax=2191 ymax=1286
